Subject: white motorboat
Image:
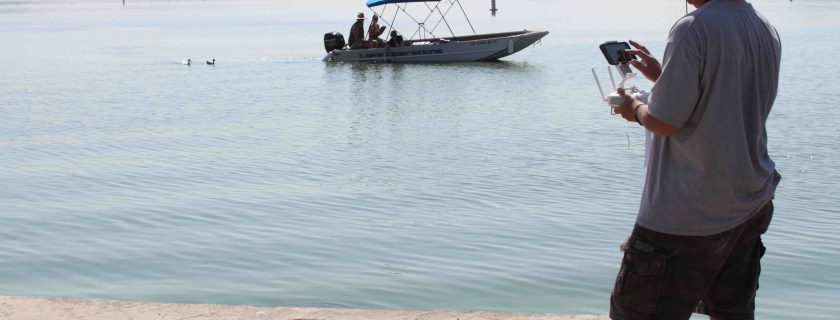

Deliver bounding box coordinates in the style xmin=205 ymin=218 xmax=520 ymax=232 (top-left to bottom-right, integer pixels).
xmin=323 ymin=0 xmax=548 ymax=63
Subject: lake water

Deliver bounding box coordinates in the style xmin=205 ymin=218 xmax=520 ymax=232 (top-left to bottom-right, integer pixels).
xmin=1 ymin=0 xmax=838 ymax=319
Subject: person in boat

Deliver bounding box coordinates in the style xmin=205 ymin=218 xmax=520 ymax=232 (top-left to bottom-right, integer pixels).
xmin=387 ymin=30 xmax=404 ymax=47
xmin=348 ymin=12 xmax=367 ymax=50
xmin=367 ymin=15 xmax=387 ymax=48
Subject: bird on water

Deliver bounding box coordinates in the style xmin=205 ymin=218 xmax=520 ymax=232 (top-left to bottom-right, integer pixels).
xmin=207 ymin=59 xmax=215 ymax=66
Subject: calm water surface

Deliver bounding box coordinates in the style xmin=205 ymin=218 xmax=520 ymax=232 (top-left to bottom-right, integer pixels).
xmin=1 ymin=1 xmax=838 ymax=319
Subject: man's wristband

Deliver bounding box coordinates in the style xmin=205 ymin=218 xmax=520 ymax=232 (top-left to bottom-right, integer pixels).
xmin=632 ymin=104 xmax=645 ymax=126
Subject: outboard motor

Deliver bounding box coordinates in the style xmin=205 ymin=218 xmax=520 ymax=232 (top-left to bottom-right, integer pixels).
xmin=324 ymin=32 xmax=346 ymax=53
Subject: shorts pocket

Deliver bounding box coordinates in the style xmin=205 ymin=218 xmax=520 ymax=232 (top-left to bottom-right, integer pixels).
xmin=614 ymin=241 xmax=668 ymax=312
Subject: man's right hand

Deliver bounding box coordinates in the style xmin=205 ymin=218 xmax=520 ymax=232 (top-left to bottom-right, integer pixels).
xmin=626 ymin=40 xmax=662 ymax=82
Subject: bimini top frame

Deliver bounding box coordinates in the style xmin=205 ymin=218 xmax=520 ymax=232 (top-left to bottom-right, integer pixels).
xmin=366 ymin=0 xmax=439 ymax=6
xmin=365 ymin=0 xmax=476 ymax=43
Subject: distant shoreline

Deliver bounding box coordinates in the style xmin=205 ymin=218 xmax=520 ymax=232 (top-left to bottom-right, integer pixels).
xmin=0 ymin=296 xmax=608 ymax=320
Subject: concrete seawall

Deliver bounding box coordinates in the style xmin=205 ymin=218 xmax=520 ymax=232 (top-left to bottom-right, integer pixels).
xmin=0 ymin=296 xmax=609 ymax=320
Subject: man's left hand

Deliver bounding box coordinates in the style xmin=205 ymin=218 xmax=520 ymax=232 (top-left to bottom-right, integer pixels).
xmin=615 ymin=88 xmax=643 ymax=123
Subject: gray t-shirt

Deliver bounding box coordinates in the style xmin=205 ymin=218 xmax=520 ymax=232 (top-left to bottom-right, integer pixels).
xmin=638 ymin=0 xmax=782 ymax=236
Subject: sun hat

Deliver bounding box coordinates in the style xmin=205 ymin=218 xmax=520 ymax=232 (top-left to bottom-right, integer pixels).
xmin=357 ymin=12 xmax=366 ymax=20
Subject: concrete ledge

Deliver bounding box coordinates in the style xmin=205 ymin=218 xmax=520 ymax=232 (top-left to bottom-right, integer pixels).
xmin=0 ymin=296 xmax=609 ymax=320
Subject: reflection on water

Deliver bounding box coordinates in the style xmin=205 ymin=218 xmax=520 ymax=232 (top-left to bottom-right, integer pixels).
xmin=325 ymin=60 xmax=539 ymax=76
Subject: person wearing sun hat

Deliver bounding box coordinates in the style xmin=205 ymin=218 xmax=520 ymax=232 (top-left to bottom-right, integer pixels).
xmin=348 ymin=12 xmax=367 ymax=49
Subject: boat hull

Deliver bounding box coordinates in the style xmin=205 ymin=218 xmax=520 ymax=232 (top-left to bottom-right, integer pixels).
xmin=324 ymin=30 xmax=548 ymax=63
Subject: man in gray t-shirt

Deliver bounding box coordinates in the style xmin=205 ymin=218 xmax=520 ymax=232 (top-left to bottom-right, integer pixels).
xmin=610 ymin=0 xmax=781 ymax=319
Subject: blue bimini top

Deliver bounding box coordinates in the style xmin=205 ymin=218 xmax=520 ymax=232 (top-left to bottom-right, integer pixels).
xmin=366 ymin=0 xmax=439 ymax=7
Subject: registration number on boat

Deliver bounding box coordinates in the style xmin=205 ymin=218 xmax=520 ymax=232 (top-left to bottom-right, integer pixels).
xmin=359 ymin=49 xmax=444 ymax=59
xmin=471 ymin=40 xmax=498 ymax=46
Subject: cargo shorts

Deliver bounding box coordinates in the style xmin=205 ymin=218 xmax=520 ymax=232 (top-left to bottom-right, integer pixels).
xmin=610 ymin=201 xmax=774 ymax=320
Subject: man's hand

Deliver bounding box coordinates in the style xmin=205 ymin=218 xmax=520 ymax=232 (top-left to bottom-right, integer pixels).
xmin=626 ymin=40 xmax=662 ymax=82
xmin=615 ymin=88 xmax=643 ymax=123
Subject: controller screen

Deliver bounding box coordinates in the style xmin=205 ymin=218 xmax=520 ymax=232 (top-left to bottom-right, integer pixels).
xmin=601 ymin=42 xmax=636 ymax=65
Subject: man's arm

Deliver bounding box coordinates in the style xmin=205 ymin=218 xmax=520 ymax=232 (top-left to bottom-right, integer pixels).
xmin=616 ymin=91 xmax=680 ymax=137
xmin=615 ymin=41 xmax=679 ymax=136
xmin=631 ymin=104 xmax=679 ymax=136
xmin=636 ymin=104 xmax=679 ymax=136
